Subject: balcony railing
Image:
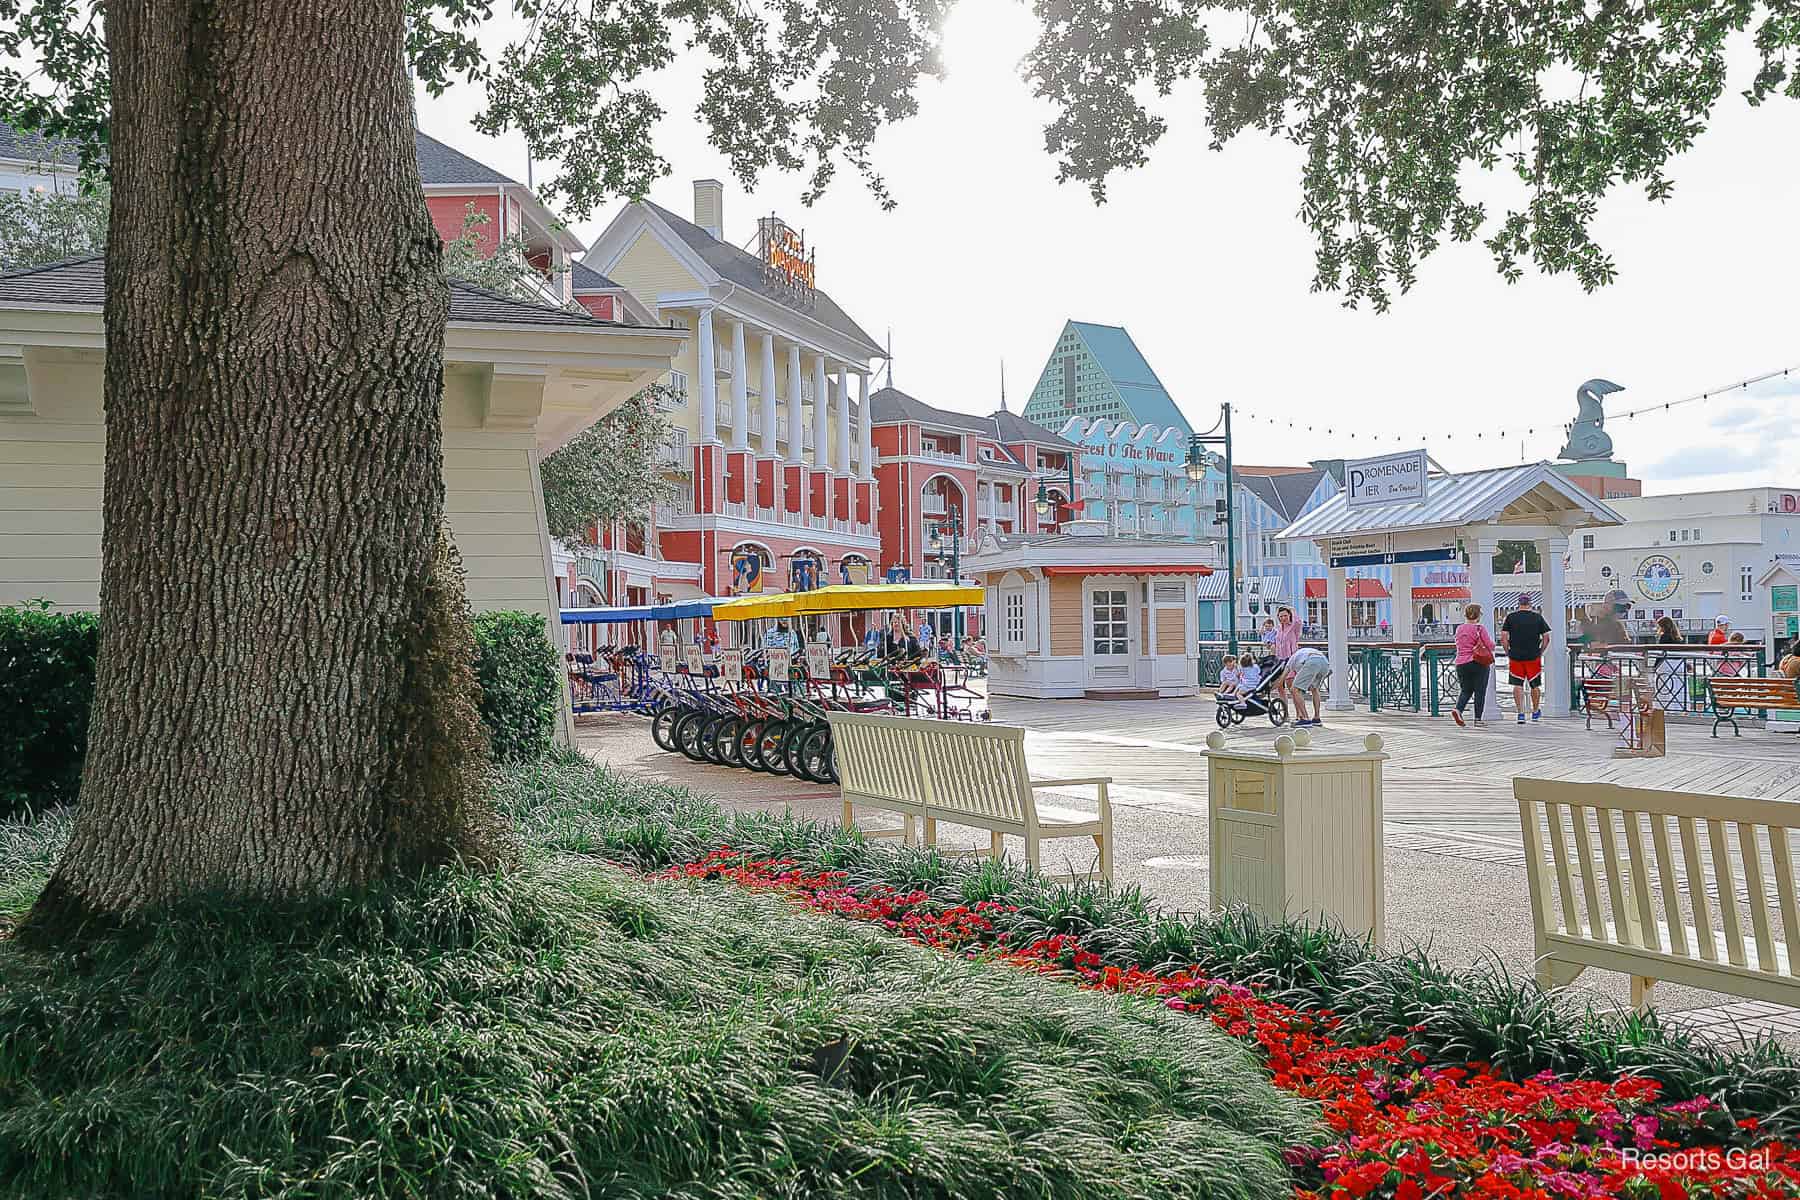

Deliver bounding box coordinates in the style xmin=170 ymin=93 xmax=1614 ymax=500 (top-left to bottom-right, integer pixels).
xmin=921 ymin=446 xmax=965 ymax=464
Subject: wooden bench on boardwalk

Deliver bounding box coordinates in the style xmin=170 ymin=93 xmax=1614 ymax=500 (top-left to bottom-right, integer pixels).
xmin=825 ymin=711 xmax=1113 ymax=882
xmin=1516 ymin=778 xmax=1799 ymax=1010
xmin=1707 ymin=676 xmax=1800 ymax=738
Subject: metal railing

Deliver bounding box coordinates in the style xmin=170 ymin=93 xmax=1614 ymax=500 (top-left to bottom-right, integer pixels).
xmin=1568 ymin=644 xmax=1769 ymax=713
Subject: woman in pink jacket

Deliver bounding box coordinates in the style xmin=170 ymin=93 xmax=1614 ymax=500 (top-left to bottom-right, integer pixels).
xmin=1451 ymin=602 xmax=1494 ymax=727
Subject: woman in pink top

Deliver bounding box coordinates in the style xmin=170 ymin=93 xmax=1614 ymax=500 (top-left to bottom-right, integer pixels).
xmin=1273 ymin=606 xmax=1303 ymax=716
xmin=1451 ymin=602 xmax=1494 ymax=727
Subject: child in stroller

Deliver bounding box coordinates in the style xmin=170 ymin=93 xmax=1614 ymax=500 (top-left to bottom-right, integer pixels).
xmin=1215 ymin=653 xmax=1290 ymax=728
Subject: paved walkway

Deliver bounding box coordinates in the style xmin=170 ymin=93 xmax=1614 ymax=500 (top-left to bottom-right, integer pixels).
xmin=575 ymin=695 xmax=1800 ymax=1043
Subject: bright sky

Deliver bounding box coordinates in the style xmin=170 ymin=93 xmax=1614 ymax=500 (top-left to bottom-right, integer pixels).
xmin=416 ymin=1 xmax=1800 ymax=494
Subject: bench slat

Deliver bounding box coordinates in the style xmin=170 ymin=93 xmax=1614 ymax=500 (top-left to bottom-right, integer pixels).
xmin=1568 ymin=805 xmax=1610 ymax=942
xmin=1622 ymin=810 xmax=1661 ymax=954
xmin=1708 ymin=819 xmax=1748 ymax=969
xmin=1678 ymin=816 xmax=1719 ymax=963
xmin=1648 ymin=813 xmax=1689 ymax=957
xmin=1771 ymin=830 xmax=1800 ymax=976
xmin=1543 ymin=802 xmax=1583 ymax=938
xmin=1596 ymin=809 xmax=1642 ymax=948
xmin=1739 ymin=822 xmax=1778 ymax=974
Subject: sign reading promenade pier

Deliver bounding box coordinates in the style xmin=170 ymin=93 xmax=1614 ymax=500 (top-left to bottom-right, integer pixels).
xmin=1345 ymin=449 xmax=1429 ymax=509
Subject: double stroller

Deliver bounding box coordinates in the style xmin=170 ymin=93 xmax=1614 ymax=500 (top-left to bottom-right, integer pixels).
xmin=1215 ymin=654 xmax=1290 ymax=728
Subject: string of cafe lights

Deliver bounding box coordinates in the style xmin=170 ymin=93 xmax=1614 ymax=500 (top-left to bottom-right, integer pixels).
xmin=1232 ymin=363 xmax=1797 ymax=446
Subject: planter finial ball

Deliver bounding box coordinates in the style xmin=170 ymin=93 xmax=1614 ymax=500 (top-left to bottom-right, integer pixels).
xmin=1274 ymin=734 xmax=1296 ymax=758
xmin=1205 ymin=731 xmax=1226 ymax=751
xmin=1292 ymin=728 xmax=1313 ymax=749
xmin=1364 ymin=733 xmax=1384 ymax=753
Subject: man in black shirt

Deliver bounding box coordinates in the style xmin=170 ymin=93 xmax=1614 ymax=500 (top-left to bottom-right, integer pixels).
xmin=1499 ymin=597 xmax=1553 ymax=724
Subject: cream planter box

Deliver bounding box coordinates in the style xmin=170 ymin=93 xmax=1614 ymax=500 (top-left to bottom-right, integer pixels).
xmin=1203 ymin=731 xmax=1388 ymax=944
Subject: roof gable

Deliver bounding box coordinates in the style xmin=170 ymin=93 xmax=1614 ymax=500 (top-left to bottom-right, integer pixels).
xmin=637 ymin=201 xmax=882 ymax=356
xmin=1068 ymin=322 xmax=1191 ymax=435
xmin=1279 ymin=462 xmax=1626 ymax=541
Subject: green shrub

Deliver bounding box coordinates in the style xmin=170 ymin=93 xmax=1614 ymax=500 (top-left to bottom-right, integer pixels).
xmin=471 ymin=610 xmax=562 ymax=761
xmin=0 ymin=859 xmax=1314 ymax=1198
xmin=0 ymin=603 xmax=98 ymax=820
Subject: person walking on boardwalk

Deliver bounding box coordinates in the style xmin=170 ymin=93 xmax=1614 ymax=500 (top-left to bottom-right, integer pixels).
xmin=1499 ymin=595 xmax=1552 ymax=724
xmin=1451 ymin=602 xmax=1494 ymax=727
xmin=1272 ymin=605 xmax=1302 ymax=713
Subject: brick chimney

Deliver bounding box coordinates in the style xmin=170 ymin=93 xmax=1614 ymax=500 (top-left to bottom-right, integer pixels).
xmin=693 ymin=179 xmax=724 ymax=240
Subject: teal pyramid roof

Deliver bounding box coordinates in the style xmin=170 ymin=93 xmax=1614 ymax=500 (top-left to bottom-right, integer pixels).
xmin=1021 ymin=320 xmax=1191 ymax=436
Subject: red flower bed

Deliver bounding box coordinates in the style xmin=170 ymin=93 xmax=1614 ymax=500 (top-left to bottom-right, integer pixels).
xmin=660 ymin=851 xmax=1800 ymax=1200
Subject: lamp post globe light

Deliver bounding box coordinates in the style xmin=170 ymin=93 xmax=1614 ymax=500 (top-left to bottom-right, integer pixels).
xmin=928 ymin=513 xmax=964 ymax=650
xmin=1032 ymin=453 xmax=1079 ymax=522
xmin=1186 ymin=403 xmax=1237 ymax=657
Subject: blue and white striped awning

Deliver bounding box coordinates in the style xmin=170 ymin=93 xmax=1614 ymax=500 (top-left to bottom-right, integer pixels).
xmin=1195 ymin=573 xmax=1230 ymax=601
xmin=1492 ymin=589 xmax=1540 ymax=610
xmin=559 ymin=597 xmax=718 ymax=624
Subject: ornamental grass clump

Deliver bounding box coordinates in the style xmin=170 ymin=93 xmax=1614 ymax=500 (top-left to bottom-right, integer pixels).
xmin=491 ymin=751 xmax=1800 ymax=1140
xmin=0 ymin=851 xmax=1314 ymax=1199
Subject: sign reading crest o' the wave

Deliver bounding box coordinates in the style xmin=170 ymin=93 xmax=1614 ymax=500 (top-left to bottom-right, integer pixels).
xmin=1345 ymin=449 xmax=1429 ymax=509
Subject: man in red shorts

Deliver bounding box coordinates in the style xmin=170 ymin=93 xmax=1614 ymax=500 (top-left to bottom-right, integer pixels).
xmin=1499 ymin=596 xmax=1553 ymax=724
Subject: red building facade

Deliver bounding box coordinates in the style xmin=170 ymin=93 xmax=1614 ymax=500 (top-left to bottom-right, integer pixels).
xmin=869 ymin=387 xmax=1082 ymax=637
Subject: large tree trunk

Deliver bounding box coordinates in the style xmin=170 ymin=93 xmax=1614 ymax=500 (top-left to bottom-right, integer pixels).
xmin=26 ymin=0 xmax=506 ymax=933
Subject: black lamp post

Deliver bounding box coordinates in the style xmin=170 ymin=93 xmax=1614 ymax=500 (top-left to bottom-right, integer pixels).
xmin=928 ymin=512 xmax=964 ymax=650
xmin=1185 ymin=402 xmax=1237 ymax=656
xmin=1033 ymin=453 xmax=1079 ymax=526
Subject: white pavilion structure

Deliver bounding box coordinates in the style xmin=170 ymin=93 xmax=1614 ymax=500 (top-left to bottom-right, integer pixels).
xmin=1279 ymin=462 xmax=1624 ymax=715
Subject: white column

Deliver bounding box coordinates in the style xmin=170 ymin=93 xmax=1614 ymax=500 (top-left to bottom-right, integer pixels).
xmin=785 ymin=345 xmax=803 ymax=463
xmin=758 ymin=331 xmax=778 ymax=457
xmin=728 ymin=319 xmax=748 ymax=449
xmin=1327 ymin=565 xmax=1351 ymax=710
xmin=811 ymin=355 xmax=830 ymax=469
xmin=1541 ymin=535 xmax=1571 ymax=717
xmin=1391 ymin=562 xmax=1413 ymax=642
xmin=695 ymin=308 xmax=717 ymax=444
xmin=857 ymin=371 xmax=873 ymax=479
xmin=834 ymin=362 xmax=851 ymax=474
xmin=1470 ymin=535 xmax=1499 ymax=712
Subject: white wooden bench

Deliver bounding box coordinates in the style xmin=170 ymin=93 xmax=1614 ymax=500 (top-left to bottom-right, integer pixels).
xmin=825 ymin=711 xmax=1113 ymax=882
xmin=1516 ymin=777 xmax=1799 ymax=1010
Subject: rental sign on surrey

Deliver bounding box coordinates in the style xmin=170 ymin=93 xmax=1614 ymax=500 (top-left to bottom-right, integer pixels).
xmin=1345 ymin=449 xmax=1429 ymax=508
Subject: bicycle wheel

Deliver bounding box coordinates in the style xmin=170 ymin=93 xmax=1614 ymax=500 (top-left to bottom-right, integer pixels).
xmin=675 ymin=712 xmax=709 ymax=761
xmin=740 ymin=719 xmax=768 ymax=771
xmin=699 ymin=715 xmax=728 ymax=764
xmin=760 ymin=721 xmax=791 ymax=775
xmin=799 ymin=724 xmax=836 ymax=784
xmin=784 ymin=722 xmax=820 ymax=782
xmin=651 ymin=705 xmax=680 ymax=752
xmin=715 ymin=716 xmax=745 ymax=768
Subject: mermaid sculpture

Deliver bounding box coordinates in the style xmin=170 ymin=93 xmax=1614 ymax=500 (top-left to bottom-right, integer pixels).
xmin=1558 ymin=379 xmax=1622 ymax=462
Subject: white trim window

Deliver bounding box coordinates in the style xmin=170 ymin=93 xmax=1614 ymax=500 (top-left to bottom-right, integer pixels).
xmin=1002 ymin=588 xmax=1027 ymax=648
xmin=1090 ymin=587 xmax=1129 ymax=655
xmin=1741 ymin=565 xmax=1755 ymax=601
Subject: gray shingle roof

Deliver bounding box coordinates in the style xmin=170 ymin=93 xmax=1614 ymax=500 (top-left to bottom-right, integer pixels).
xmin=868 ymin=386 xmax=994 ymax=434
xmin=991 ymin=407 xmax=1080 ymax=451
xmin=867 ymin=386 xmax=1084 ymax=458
xmin=1240 ymin=469 xmax=1329 ymax=523
xmin=0 ymin=255 xmax=610 ymax=328
xmin=569 ymin=259 xmax=620 ymax=291
xmin=643 ymin=200 xmax=883 ymax=357
xmin=414 ymin=130 xmax=520 ymax=188
xmin=0 ymin=122 xmax=81 ymax=168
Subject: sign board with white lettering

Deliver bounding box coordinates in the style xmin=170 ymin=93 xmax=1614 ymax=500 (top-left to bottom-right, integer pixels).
xmin=804 ymin=642 xmax=832 ymax=680
xmin=1345 ymin=449 xmax=1428 ymax=509
xmin=719 ymin=649 xmax=743 ymax=685
xmin=684 ymin=645 xmax=704 ymax=676
xmin=766 ymin=647 xmax=792 ymax=683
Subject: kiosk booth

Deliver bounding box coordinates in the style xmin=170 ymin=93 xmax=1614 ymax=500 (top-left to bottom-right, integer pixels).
xmin=966 ymin=523 xmax=1218 ymax=699
xmin=1278 ymin=457 xmax=1623 ymax=715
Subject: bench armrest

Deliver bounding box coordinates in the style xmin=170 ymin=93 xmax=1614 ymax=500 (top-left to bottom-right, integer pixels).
xmin=1029 ymin=776 xmax=1112 ymax=789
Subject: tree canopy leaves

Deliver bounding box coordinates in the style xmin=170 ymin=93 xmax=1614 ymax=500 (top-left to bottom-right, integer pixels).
xmin=5 ymin=1 xmax=1799 ymax=306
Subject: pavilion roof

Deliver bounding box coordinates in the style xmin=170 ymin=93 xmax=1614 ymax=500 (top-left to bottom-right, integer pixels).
xmin=1277 ymin=462 xmax=1623 ymax=541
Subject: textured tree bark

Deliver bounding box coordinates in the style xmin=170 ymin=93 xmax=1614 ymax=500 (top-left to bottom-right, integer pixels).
xmin=25 ymin=0 xmax=507 ymax=934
